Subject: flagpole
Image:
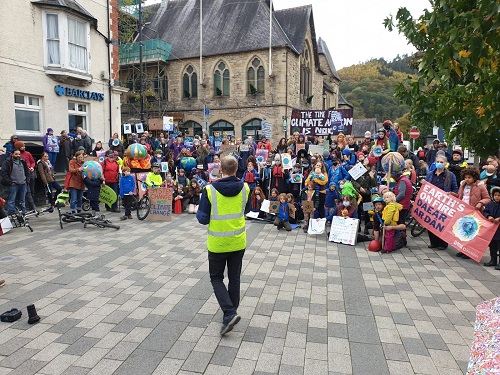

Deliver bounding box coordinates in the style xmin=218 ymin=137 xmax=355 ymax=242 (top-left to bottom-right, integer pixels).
xmin=200 ymin=0 xmax=203 ymax=82
xmin=269 ymin=0 xmax=272 ymax=76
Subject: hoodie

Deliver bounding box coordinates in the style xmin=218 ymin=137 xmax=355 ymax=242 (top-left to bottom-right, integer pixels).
xmin=382 ymin=202 xmax=403 ymax=226
xmin=197 ymin=176 xmax=251 ymax=225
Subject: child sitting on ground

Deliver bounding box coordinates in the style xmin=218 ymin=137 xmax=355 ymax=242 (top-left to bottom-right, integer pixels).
xmin=251 ymin=187 xmax=267 ymax=218
xmin=187 ymin=179 xmax=201 ymax=214
xmin=273 ymin=193 xmax=292 ymax=231
xmin=268 ymin=188 xmax=279 ymax=221
xmin=173 ymin=184 xmax=185 ymax=214
xmin=381 ymin=191 xmax=402 ymax=253
xmin=119 ymin=166 xmax=135 ymax=220
xmin=286 ymin=193 xmax=302 ymax=225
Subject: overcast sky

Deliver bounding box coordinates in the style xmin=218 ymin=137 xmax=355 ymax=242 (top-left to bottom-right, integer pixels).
xmin=273 ymin=0 xmax=431 ymax=69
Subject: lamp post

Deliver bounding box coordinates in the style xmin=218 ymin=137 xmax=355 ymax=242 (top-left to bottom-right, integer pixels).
xmin=282 ymin=115 xmax=288 ymax=140
xmin=322 ymin=93 xmax=327 ymax=110
xmin=138 ymin=0 xmax=145 ymax=128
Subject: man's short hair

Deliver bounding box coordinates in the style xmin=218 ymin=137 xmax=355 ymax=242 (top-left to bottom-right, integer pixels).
xmin=221 ymin=156 xmax=238 ymax=175
xmin=397 ymin=145 xmax=408 ymax=154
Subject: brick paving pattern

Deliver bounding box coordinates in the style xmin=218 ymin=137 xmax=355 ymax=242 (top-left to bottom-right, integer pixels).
xmin=0 ymin=212 xmax=498 ymax=374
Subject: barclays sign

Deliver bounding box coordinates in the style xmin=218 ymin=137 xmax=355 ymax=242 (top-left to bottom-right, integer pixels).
xmin=54 ymin=85 xmax=104 ymax=101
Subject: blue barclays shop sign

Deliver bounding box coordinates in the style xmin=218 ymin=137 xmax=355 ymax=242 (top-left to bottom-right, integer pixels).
xmin=54 ymin=85 xmax=104 ymax=101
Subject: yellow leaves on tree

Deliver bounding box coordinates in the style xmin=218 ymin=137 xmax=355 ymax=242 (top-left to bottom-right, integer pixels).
xmin=448 ymin=60 xmax=462 ymax=77
xmin=458 ymin=50 xmax=472 ymax=58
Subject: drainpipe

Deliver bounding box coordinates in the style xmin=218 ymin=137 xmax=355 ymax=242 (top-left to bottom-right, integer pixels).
xmin=106 ymin=0 xmax=112 ymax=139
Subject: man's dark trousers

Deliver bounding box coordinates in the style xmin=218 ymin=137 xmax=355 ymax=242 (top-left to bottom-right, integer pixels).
xmin=208 ymin=249 xmax=245 ymax=324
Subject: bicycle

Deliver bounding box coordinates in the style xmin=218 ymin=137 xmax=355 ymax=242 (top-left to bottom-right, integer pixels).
xmin=83 ymin=214 xmax=120 ymax=230
xmin=8 ymin=210 xmax=34 ymax=232
xmin=131 ymin=179 xmax=151 ymax=221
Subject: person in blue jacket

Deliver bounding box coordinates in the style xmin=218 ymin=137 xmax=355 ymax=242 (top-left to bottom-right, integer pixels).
xmin=119 ymin=166 xmax=136 ymax=220
xmin=383 ymin=120 xmax=401 ymax=152
xmin=341 ymin=149 xmax=356 ymax=169
xmin=328 ymin=157 xmax=350 ymax=187
xmin=273 ymin=193 xmax=291 ymax=231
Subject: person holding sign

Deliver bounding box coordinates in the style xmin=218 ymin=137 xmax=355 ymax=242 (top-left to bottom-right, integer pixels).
xmin=273 ymin=193 xmax=292 ymax=231
xmin=301 ymin=181 xmax=319 ymax=233
xmin=304 ymin=163 xmax=329 ymax=218
xmin=424 ymin=153 xmax=458 ymax=250
xmin=196 ymin=156 xmax=251 ymax=336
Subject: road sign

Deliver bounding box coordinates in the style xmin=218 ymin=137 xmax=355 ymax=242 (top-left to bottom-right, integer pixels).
xmin=204 ymin=108 xmax=211 ymax=116
xmin=409 ymin=127 xmax=420 ymax=139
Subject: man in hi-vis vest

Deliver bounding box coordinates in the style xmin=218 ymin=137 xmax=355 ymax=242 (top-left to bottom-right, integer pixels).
xmin=197 ymin=156 xmax=251 ymax=335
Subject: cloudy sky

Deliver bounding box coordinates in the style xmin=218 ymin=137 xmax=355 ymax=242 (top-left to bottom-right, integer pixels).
xmin=273 ymin=0 xmax=431 ymax=69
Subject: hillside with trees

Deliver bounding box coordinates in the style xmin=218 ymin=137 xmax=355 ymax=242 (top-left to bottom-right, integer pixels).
xmin=338 ymin=56 xmax=421 ymax=137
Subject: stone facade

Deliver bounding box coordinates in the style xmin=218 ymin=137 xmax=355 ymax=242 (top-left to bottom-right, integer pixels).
xmin=120 ymin=9 xmax=340 ymax=146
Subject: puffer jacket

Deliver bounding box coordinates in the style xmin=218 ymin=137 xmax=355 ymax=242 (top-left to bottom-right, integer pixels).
xmin=382 ymin=202 xmax=403 ymax=226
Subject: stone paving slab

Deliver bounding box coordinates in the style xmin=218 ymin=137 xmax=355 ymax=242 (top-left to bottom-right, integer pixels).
xmin=0 ymin=211 xmax=498 ymax=374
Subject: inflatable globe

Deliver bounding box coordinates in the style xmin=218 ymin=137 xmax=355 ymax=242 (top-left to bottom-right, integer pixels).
xmin=128 ymin=143 xmax=147 ymax=159
xmin=381 ymin=152 xmax=405 ymax=173
xmin=179 ymin=156 xmax=196 ymax=172
xmin=82 ymin=161 xmax=102 ymax=179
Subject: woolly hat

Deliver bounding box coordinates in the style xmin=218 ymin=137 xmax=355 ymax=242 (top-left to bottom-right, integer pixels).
xmin=47 ymin=128 xmax=54 ymax=133
xmin=337 ymin=132 xmax=345 ymax=139
xmin=452 ymin=149 xmax=463 ymax=156
xmin=342 ymin=148 xmax=351 ymax=155
xmin=357 ymin=152 xmax=365 ymax=159
xmin=364 ymin=131 xmax=371 ymax=138
xmin=436 ymin=150 xmax=446 ymax=158
xmin=322 ymin=150 xmax=330 ymax=158
xmin=14 ymin=141 xmax=24 ymax=149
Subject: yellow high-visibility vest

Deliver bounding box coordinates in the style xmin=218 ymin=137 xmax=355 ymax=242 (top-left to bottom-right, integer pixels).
xmin=206 ymin=183 xmax=249 ymax=252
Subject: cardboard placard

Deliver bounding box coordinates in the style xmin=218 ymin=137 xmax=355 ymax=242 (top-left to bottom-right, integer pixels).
xmin=220 ymin=144 xmax=237 ymax=158
xmin=328 ymin=217 xmax=359 ymax=245
xmin=135 ymin=172 xmax=149 ymax=198
xmin=290 ymin=173 xmax=303 ymax=184
xmin=255 ymin=149 xmax=268 ymax=165
xmin=308 ymin=218 xmax=326 ymax=235
xmin=302 ymin=201 xmax=314 ymax=214
xmin=308 ymin=145 xmax=325 ymax=156
xmin=161 ymin=162 xmax=169 ymax=173
xmin=269 ymin=201 xmax=279 ymax=214
xmin=295 ymin=143 xmax=306 ymax=152
xmin=289 ymin=204 xmax=296 ymax=219
xmin=123 ymin=123 xmax=132 ymax=134
xmin=281 ymin=154 xmax=293 ymax=170
xmin=362 ymin=202 xmax=374 ymax=211
xmin=147 ymin=187 xmax=173 ymax=221
xmin=239 ymin=144 xmax=249 ymax=152
xmin=0 ymin=217 xmax=13 ymax=236
xmin=348 ymin=162 xmax=368 ymax=180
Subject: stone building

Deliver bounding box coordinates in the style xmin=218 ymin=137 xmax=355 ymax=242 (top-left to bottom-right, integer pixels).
xmin=0 ymin=0 xmax=125 ymax=156
xmin=119 ymin=0 xmax=342 ymax=144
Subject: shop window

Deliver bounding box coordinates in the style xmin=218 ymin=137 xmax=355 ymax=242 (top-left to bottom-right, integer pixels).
xmin=15 ymin=94 xmax=42 ymax=133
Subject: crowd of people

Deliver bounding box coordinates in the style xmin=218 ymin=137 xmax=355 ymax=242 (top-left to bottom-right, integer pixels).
xmin=1 ymin=120 xmax=500 ymax=268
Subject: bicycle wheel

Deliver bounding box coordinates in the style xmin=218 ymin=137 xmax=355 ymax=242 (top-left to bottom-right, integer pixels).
xmin=82 ymin=200 xmax=91 ymax=211
xmin=137 ymin=196 xmax=151 ymax=220
xmin=90 ymin=219 xmax=120 ymax=230
xmin=411 ymin=220 xmax=426 ymax=237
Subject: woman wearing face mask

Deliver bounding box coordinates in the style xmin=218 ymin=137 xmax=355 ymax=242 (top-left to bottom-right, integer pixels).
xmin=423 ymin=153 xmax=458 ymax=250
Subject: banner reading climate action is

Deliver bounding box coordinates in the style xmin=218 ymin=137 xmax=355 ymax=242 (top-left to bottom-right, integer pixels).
xmin=290 ymin=109 xmax=353 ymax=136
xmin=412 ymin=181 xmax=497 ymax=262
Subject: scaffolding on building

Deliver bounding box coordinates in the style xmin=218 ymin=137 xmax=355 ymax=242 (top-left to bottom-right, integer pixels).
xmin=118 ymin=0 xmax=172 ymax=128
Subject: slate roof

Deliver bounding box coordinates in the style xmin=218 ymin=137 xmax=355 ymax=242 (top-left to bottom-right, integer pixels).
xmin=338 ymin=92 xmax=353 ymax=107
xmin=317 ymin=37 xmax=341 ymax=81
xmin=32 ymin=0 xmax=97 ymax=28
xmin=352 ymin=118 xmax=377 ymax=138
xmin=144 ymin=0 xmax=320 ymax=66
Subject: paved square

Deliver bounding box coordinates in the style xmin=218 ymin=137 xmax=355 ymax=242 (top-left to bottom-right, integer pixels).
xmin=0 ymin=212 xmax=498 ymax=374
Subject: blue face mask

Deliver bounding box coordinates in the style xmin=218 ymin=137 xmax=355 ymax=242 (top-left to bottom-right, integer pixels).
xmin=436 ymin=162 xmax=445 ymax=170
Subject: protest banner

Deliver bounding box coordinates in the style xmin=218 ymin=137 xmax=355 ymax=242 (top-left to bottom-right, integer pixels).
xmin=208 ymin=163 xmax=221 ymax=182
xmin=99 ymin=185 xmax=117 ymax=206
xmin=220 ymin=144 xmax=237 ymax=158
xmin=328 ymin=217 xmax=359 ymax=245
xmin=255 ymin=149 xmax=268 ymax=164
xmin=135 ymin=172 xmax=149 ymax=198
xmin=348 ymin=162 xmax=368 ymax=180
xmin=290 ymin=108 xmax=354 ymax=136
xmin=412 ymin=181 xmax=497 ymax=262
xmin=147 ymin=187 xmax=173 ymax=221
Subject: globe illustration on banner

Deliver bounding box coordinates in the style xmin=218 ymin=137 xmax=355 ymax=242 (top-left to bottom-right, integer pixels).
xmin=128 ymin=144 xmax=147 ymax=159
xmin=381 ymin=152 xmax=405 ymax=173
xmin=112 ymin=139 xmax=120 ymax=146
xmin=82 ymin=161 xmax=102 ymax=179
xmin=282 ymin=155 xmax=291 ymax=166
xmin=180 ymin=156 xmax=196 ymax=172
xmin=453 ymin=215 xmax=480 ymax=242
xmin=256 ymin=155 xmax=265 ymax=164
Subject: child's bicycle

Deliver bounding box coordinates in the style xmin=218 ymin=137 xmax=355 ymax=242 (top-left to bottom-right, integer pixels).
xmin=8 ymin=210 xmax=34 ymax=232
xmin=129 ymin=179 xmax=152 ymax=221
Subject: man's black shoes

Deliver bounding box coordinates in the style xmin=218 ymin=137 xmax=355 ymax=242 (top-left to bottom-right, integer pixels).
xmin=220 ymin=314 xmax=241 ymax=336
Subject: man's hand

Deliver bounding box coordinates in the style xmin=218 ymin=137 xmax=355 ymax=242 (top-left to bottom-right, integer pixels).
xmin=475 ymin=203 xmax=483 ymax=210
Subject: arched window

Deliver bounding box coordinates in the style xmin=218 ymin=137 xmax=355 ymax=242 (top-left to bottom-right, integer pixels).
xmin=214 ymin=61 xmax=230 ymax=97
xmin=153 ymin=69 xmax=168 ymax=100
xmin=182 ymin=65 xmax=198 ymax=99
xmin=180 ymin=120 xmax=203 ymax=136
xmin=242 ymin=119 xmax=262 ymax=141
xmin=210 ymin=120 xmax=234 ymax=136
xmin=247 ymin=58 xmax=265 ymax=95
xmin=300 ymin=46 xmax=311 ymax=99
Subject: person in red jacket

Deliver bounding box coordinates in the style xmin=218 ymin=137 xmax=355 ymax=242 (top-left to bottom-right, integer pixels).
xmin=16 ymin=141 xmax=37 ymax=211
xmin=101 ymin=150 xmax=120 ymax=212
xmin=392 ymin=171 xmax=413 ymax=226
xmin=257 ymin=136 xmax=272 ymax=152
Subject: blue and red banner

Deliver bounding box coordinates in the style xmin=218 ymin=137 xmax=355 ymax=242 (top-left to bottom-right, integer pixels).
xmin=412 ymin=181 xmax=497 ymax=262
